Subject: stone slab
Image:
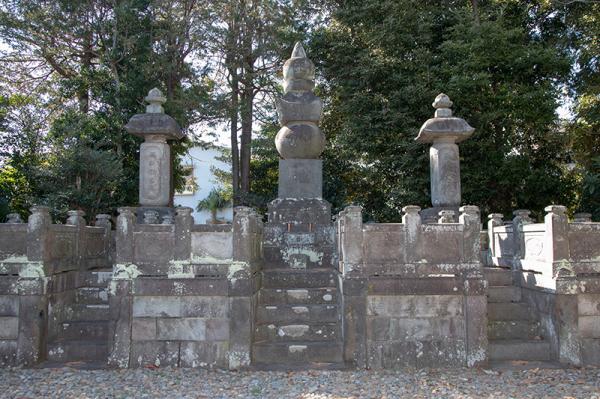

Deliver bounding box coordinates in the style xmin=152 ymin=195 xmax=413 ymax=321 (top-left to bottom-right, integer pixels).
xmin=278 ymin=159 xmax=322 ymax=199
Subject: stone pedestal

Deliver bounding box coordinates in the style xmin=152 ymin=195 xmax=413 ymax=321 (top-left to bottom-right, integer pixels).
xmin=278 ymin=159 xmax=322 ymax=199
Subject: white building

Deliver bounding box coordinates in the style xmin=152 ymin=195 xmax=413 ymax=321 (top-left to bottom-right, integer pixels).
xmin=173 ymin=146 xmax=233 ymax=224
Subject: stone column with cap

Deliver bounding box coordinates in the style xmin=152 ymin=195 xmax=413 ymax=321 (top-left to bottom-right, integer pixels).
xmin=125 ymin=88 xmax=184 ymax=222
xmin=416 ymin=94 xmax=474 ymax=222
xmin=275 ymin=42 xmax=325 ymax=199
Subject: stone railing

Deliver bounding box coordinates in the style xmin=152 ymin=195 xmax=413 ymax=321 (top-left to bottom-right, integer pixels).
xmin=335 ymin=205 xmax=486 ymax=369
xmin=336 ymin=205 xmax=481 ymax=278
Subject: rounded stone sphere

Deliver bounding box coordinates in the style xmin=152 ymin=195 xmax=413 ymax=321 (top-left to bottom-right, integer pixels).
xmin=275 ymin=124 xmax=325 ymax=159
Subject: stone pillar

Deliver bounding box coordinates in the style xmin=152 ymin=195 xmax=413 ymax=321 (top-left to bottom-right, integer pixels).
xmin=402 ymin=205 xmax=422 ymax=263
xmin=27 ymin=206 xmax=51 ymax=263
xmin=511 ymin=209 xmax=532 ymax=268
xmin=460 ymin=205 xmax=481 ymax=265
xmin=340 ymin=205 xmax=363 ymax=276
xmin=115 ymin=207 xmax=136 ymax=264
xmin=6 ymin=213 xmax=23 ymax=223
xmin=96 ymin=214 xmax=113 ymax=267
xmin=174 ymin=207 xmax=193 ymax=261
xmin=487 ymin=213 xmax=503 ymax=261
xmin=275 ymin=42 xmax=325 ymax=199
xmin=415 ymin=94 xmax=475 ymax=221
xmin=573 ymin=213 xmax=592 ymax=223
xmin=124 ymin=88 xmax=184 ymax=211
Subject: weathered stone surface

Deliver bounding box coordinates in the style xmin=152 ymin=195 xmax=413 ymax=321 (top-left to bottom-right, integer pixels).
xmin=0 ymin=296 xmax=18 ymax=317
xmin=0 ymin=340 xmax=17 ymax=366
xmin=181 ymin=297 xmax=229 ymax=318
xmin=132 ymin=297 xmax=181 ymax=318
xmin=180 ymin=341 xmax=228 ymax=368
xmin=156 ymin=318 xmax=206 ymax=341
xmin=130 ymin=341 xmax=180 ymax=367
xmin=367 ymin=295 xmax=463 ymax=318
xmin=191 ymin=232 xmax=232 ymax=260
xmin=0 ymin=317 xmax=19 ymax=339
xmin=132 ymin=318 xmax=157 ymax=341
xmin=278 ymin=159 xmax=323 ymax=199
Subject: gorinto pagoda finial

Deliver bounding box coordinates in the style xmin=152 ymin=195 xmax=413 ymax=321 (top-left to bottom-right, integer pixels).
xmin=275 ymin=42 xmax=325 ymax=159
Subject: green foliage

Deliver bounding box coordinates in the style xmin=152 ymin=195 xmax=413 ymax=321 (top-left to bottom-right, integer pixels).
xmin=309 ymin=0 xmax=576 ymax=221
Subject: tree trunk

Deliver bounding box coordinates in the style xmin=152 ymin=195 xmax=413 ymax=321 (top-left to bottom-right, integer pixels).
xmin=239 ymin=3 xmax=254 ymax=202
xmin=211 ymin=208 xmax=218 ymax=224
xmin=471 ymin=0 xmax=480 ymax=25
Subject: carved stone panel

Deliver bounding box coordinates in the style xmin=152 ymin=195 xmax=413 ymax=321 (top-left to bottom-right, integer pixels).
xmin=139 ymin=142 xmax=170 ymax=206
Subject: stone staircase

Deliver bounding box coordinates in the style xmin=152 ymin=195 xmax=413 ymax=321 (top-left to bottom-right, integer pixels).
xmin=485 ymin=267 xmax=549 ymax=362
xmin=252 ymin=268 xmax=344 ymax=369
xmin=47 ymin=270 xmax=112 ymax=363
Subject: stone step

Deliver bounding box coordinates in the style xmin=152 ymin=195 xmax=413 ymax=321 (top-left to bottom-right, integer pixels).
xmin=484 ymin=267 xmax=513 ymax=286
xmin=487 ymin=286 xmax=522 ymax=303
xmin=488 ymin=340 xmax=551 ymax=361
xmin=488 ymin=302 xmax=531 ymax=321
xmin=252 ymin=341 xmax=344 ymax=364
xmin=77 ymin=270 xmax=112 ymax=288
xmin=259 ymin=288 xmax=337 ymax=305
xmin=47 ymin=340 xmax=108 ymax=362
xmin=256 ymin=304 xmax=339 ymax=324
xmin=255 ymin=323 xmax=340 ymax=343
xmin=69 ymin=304 xmax=110 ymax=321
xmin=261 ymin=269 xmax=338 ymax=289
xmin=76 ymin=287 xmax=109 ymax=304
xmin=60 ymin=320 xmax=109 ymax=341
xmin=488 ymin=320 xmax=542 ymax=340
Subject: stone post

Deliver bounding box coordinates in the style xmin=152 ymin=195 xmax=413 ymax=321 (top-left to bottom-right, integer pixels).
xmin=66 ymin=210 xmax=87 ymax=270
xmin=173 ymin=207 xmax=193 ymax=261
xmin=125 ymin=88 xmax=184 ymax=212
xmin=573 ymin=212 xmax=592 ymax=223
xmin=415 ymin=94 xmax=474 ymax=215
xmin=275 ymin=42 xmax=325 ymax=199
xmin=511 ymin=209 xmax=532 ymax=269
xmin=18 ymin=206 xmax=51 ymax=366
xmin=95 ymin=214 xmax=112 ymax=229
xmin=402 ymin=206 xmax=422 ymax=263
xmin=96 ymin=214 xmax=113 ymax=267
xmin=115 ymin=207 xmax=136 ymax=264
xmin=460 ymin=206 xmax=481 ymax=265
xmin=27 ymin=206 xmax=51 ymax=263
xmin=340 ymin=206 xmax=363 ymax=276
xmin=487 ymin=213 xmax=504 ymax=261
xmin=544 ymin=205 xmax=581 ymax=365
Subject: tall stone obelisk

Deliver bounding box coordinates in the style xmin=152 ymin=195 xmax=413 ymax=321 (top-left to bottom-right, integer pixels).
xmin=416 ymin=93 xmax=474 ymax=223
xmin=275 ymin=42 xmax=325 ymax=199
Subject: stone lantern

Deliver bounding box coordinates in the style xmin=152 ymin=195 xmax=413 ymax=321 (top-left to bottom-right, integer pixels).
xmin=125 ymin=88 xmax=184 ymax=219
xmin=416 ymin=93 xmax=474 ymax=222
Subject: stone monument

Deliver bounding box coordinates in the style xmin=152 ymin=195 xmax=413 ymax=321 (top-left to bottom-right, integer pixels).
xmin=415 ymin=93 xmax=474 ymax=223
xmin=275 ymin=42 xmax=325 ymax=199
xmin=124 ymin=88 xmax=184 ymax=222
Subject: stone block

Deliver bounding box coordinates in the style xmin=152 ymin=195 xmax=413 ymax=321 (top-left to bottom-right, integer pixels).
xmin=0 ymin=296 xmax=18 ymax=316
xmin=132 ymin=296 xmax=181 ymax=318
xmin=0 ymin=317 xmax=18 ymax=339
xmin=0 ymin=340 xmax=17 ymax=366
xmin=578 ymin=294 xmax=600 ymax=316
xmin=107 ymin=290 xmax=132 ymax=368
xmin=389 ymin=317 xmax=464 ymax=341
xmin=366 ymin=317 xmax=390 ymax=341
xmin=228 ymin=297 xmax=252 ymax=370
xmin=180 ymin=341 xmax=228 ymax=368
xmin=581 ymin=338 xmax=600 ymax=366
xmin=465 ymin=295 xmax=487 ymax=367
xmin=130 ymin=341 xmax=180 ymax=367
xmin=380 ymin=341 xmax=417 ymax=368
xmin=132 ymin=318 xmax=157 ymax=341
xmin=278 ymin=159 xmax=322 ymax=199
xmin=415 ymin=339 xmax=466 ymax=368
xmin=181 ymin=297 xmax=229 ymax=318
xmin=205 ymin=318 xmax=230 ymax=341
xmin=156 ymin=318 xmax=206 ymax=341
xmin=191 ymin=232 xmax=233 ymax=260
xmin=133 ymin=278 xmax=228 ymax=296
xmin=367 ymin=295 xmax=463 ymax=318
xmin=579 ymin=316 xmax=600 ymax=338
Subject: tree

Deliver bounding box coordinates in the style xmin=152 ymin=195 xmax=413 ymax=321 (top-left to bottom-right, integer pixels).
xmin=196 ymin=188 xmax=231 ymax=224
xmin=309 ymin=0 xmax=576 ymax=221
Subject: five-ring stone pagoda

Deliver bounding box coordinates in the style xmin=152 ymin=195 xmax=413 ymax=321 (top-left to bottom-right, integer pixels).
xmin=253 ymin=42 xmax=342 ymax=367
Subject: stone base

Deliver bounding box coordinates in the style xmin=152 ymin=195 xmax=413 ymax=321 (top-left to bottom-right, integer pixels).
xmin=136 ymin=206 xmax=174 ymax=224
xmin=420 ymin=206 xmax=460 ymax=224
xmin=278 ymin=159 xmax=322 ymax=199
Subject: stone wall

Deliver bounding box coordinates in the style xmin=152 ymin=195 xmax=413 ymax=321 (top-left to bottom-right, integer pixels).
xmin=0 ymin=207 xmax=112 ymax=366
xmin=487 ymin=206 xmax=600 ymax=365
xmin=108 ymin=206 xmax=263 ymax=369
xmin=336 ymin=205 xmax=487 ymax=368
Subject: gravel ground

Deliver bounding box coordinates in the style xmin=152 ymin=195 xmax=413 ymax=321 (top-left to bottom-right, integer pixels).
xmin=2 ymin=365 xmax=599 ymax=399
